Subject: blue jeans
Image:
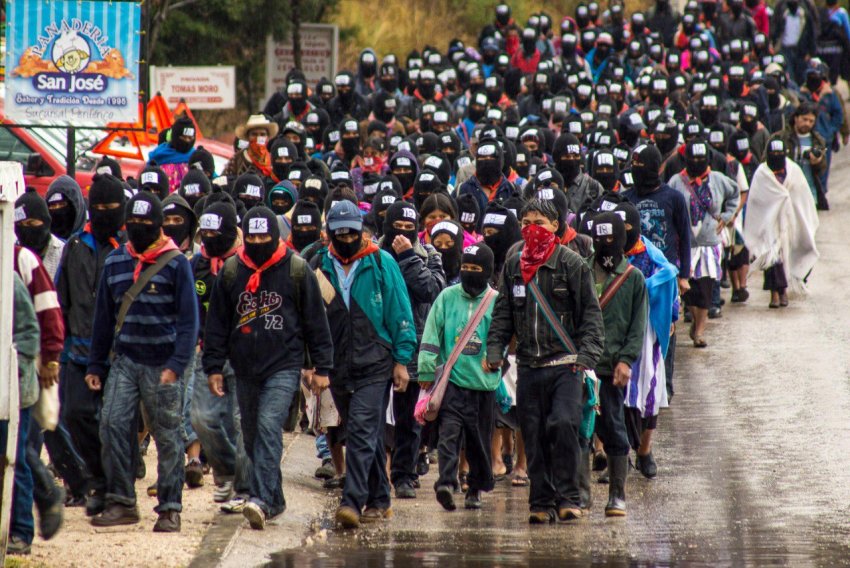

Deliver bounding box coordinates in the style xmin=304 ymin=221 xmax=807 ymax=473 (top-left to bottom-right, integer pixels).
xmin=100 ymin=355 xmax=184 ymax=513
xmin=191 ymin=358 xmax=250 ymax=495
xmin=517 ymin=365 xmax=583 ymax=512
xmin=182 ymin=351 xmax=198 ymax=448
xmin=315 ymin=433 xmax=331 ymax=461
xmin=235 ymin=369 xmax=300 ymax=518
xmin=28 ymin=416 xmax=91 ymax=509
xmin=332 ymin=380 xmax=392 ymax=512
xmin=0 ymin=407 xmax=34 ymax=543
xmin=595 ymin=376 xmax=630 ymax=457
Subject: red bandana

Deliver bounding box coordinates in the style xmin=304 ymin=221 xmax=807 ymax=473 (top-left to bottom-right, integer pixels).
xmin=84 ymin=222 xmax=120 ymax=250
xmin=201 ymin=243 xmax=241 ymax=276
xmin=238 ymin=242 xmax=287 ymax=293
xmin=560 ymin=225 xmax=578 ymax=245
xmin=626 ymin=238 xmax=647 ymax=257
xmin=126 ymin=233 xmax=180 ymax=282
xmin=520 ymin=224 xmax=557 ymax=283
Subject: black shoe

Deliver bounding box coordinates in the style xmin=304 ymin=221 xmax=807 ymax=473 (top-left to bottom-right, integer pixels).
xmin=636 ymin=452 xmax=658 ymax=479
xmin=395 ymin=483 xmax=416 ymax=499
xmin=322 ymin=475 xmax=345 ymax=490
xmin=91 ymin=503 xmax=140 ymax=527
xmin=314 ymin=458 xmax=335 ymax=480
xmin=7 ymin=536 xmax=31 ymax=555
xmin=436 ymin=485 xmax=456 ymax=511
xmin=153 ymin=511 xmax=181 ymax=533
xmin=720 ymin=278 xmax=731 ymax=289
xmin=464 ymin=490 xmax=482 ymax=510
xmin=730 ymin=289 xmax=740 ymax=303
xmin=185 ymin=458 xmax=205 ymax=488
xmin=85 ymin=492 xmax=106 ymax=517
xmin=416 ymin=452 xmax=430 ymax=477
xmin=412 ymin=477 xmax=421 ymax=489
xmin=39 ymin=487 xmax=65 ymax=540
xmin=604 ymin=456 xmax=628 ymax=517
xmin=592 ymin=451 xmax=607 ymax=472
xmin=708 ymin=306 xmax=722 ymax=319
xmin=738 ymin=288 xmax=749 ymax=303
xmin=135 ymin=450 xmax=146 ymax=480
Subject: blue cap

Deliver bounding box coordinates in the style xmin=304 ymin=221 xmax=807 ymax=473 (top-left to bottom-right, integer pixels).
xmin=326 ymin=200 xmax=362 ymax=232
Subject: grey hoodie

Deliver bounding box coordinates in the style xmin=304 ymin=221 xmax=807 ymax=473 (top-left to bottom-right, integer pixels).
xmin=45 ymin=175 xmax=87 ymax=236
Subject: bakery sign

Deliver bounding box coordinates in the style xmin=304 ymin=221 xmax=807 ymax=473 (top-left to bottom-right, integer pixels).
xmin=4 ymin=0 xmax=141 ymax=123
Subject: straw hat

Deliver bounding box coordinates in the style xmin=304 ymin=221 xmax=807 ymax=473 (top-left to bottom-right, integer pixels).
xmin=235 ymin=114 xmax=279 ymax=140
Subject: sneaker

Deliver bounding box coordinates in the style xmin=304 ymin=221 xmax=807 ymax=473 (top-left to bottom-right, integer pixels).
xmin=220 ymin=495 xmax=248 ymax=514
xmin=213 ymin=481 xmax=234 ymax=503
xmin=636 ymin=452 xmax=658 ymax=479
xmin=464 ymin=490 xmax=482 ymax=510
xmin=335 ymin=506 xmax=361 ymax=529
xmin=361 ymin=507 xmax=393 ymax=523
xmin=415 ymin=452 xmax=430 ymax=476
xmin=323 ymin=475 xmax=345 ymax=490
xmin=708 ymin=306 xmax=722 ymax=319
xmin=395 ymin=483 xmax=416 ymax=499
xmin=39 ymin=487 xmax=65 ymax=540
xmin=147 ymin=483 xmax=158 ymax=497
xmin=435 ymin=485 xmax=456 ymax=511
xmin=185 ymin=458 xmax=205 ymax=488
xmin=91 ymin=503 xmax=140 ymax=527
xmin=528 ymin=510 xmax=555 ymax=524
xmin=7 ymin=536 xmax=31 ymax=555
xmin=314 ymin=458 xmax=335 ymax=480
xmin=153 ymin=511 xmax=181 ymax=533
xmin=242 ymin=502 xmax=266 ymax=530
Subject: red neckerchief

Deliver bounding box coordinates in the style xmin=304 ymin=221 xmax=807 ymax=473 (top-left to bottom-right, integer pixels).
xmin=520 ymin=225 xmax=557 ymax=283
xmin=287 ymin=103 xmax=311 ymax=122
xmin=626 ymin=239 xmax=647 ymax=257
xmin=741 ymin=153 xmax=753 ymax=165
xmin=480 ymin=177 xmax=504 ymax=202
xmin=414 ymin=88 xmax=443 ymax=102
xmin=238 ymin=242 xmax=287 ymax=293
xmin=284 ymin=236 xmax=299 ymax=251
xmin=329 ymin=239 xmax=379 ymax=265
xmin=247 ymin=146 xmax=273 ymax=178
xmin=681 ymin=167 xmax=711 ymax=188
xmin=560 ymin=225 xmax=578 ymax=245
xmin=84 ymin=222 xmax=120 ymax=250
xmin=201 ymin=242 xmax=241 ymax=276
xmin=126 ymin=233 xmax=180 ymax=283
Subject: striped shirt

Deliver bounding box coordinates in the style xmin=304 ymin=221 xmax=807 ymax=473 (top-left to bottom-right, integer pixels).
xmin=14 ymin=246 xmax=64 ymax=364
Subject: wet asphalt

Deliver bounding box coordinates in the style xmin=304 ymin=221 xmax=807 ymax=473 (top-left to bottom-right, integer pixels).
xmin=265 ymin=150 xmax=850 ymax=567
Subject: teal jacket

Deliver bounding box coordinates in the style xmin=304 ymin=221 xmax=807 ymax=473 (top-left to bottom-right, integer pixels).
xmin=314 ymin=248 xmax=417 ymax=388
xmin=418 ymin=284 xmax=501 ymax=392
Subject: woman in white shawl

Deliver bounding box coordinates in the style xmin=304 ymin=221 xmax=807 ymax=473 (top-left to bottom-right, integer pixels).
xmin=743 ymin=138 xmax=819 ymax=308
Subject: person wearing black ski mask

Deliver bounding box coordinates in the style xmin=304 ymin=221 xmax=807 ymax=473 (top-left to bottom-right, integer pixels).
xmin=458 ymin=139 xmax=512 ymax=218
xmin=139 ymin=165 xmax=171 ymax=201
xmin=590 ymin=150 xmax=621 ymax=193
xmin=553 ymin=133 xmax=603 ymax=213
xmin=456 ymin=193 xmax=482 ymax=235
xmin=481 ymin=203 xmax=522 ymax=283
xmin=188 ymin=146 xmax=216 ymax=180
xmin=459 ymin=241 xmax=495 ymax=299
xmin=381 ymin=201 xmax=421 ymax=257
xmin=45 ymin=174 xmax=86 ymax=240
xmin=15 ymin=191 xmax=55 ymax=261
xmin=429 ymin=220 xmax=465 ymax=284
xmin=289 ymin=200 xmax=323 ymax=253
xmin=270 ymin=138 xmax=298 ymax=182
xmin=651 ymin=117 xmax=679 ymax=159
xmin=327 ymin=71 xmax=369 ymax=124
xmin=178 ymin=169 xmax=212 ymax=210
xmin=88 ymin=174 xmax=127 ymax=245
xmin=162 ymin=194 xmax=198 ymax=254
xmin=169 ymin=117 xmax=196 ymax=155
xmin=233 ymin=173 xmax=266 ymax=211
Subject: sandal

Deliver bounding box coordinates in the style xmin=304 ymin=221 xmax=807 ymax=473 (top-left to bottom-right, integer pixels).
xmin=779 ymin=293 xmax=789 ymax=307
xmin=511 ymin=473 xmax=530 ymax=487
xmin=693 ymin=336 xmax=708 ymax=348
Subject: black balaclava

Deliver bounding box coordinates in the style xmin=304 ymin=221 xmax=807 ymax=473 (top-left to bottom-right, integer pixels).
xmin=179 ymin=169 xmax=212 ymax=210
xmin=766 ymin=139 xmax=787 ymax=173
xmin=88 ymin=174 xmax=126 ymax=244
xmin=125 ymin=192 xmax=164 ymax=253
xmin=475 ymin=140 xmax=504 ymax=187
xmin=456 ymin=193 xmax=481 ymax=234
xmin=268 ymin=181 xmax=298 ymax=216
xmin=699 ymin=93 xmax=719 ymax=127
xmin=591 ymin=150 xmax=619 ymax=192
xmin=592 ymin=211 xmax=627 ymax=272
xmin=460 ymin=242 xmax=495 ymax=297
xmin=631 ymin=143 xmax=662 ymax=196
xmin=805 ymin=70 xmax=823 ymax=95
xmin=379 ymin=62 xmax=399 ymax=93
xmin=198 ymin=202 xmax=238 ymax=258
xmin=340 ymin=119 xmax=361 ymax=159
xmin=95 ymin=155 xmax=122 ymax=179
xmin=287 ymin=80 xmax=309 ymax=115
xmin=764 ymin=76 xmax=781 ymax=110
xmin=271 ymin=138 xmax=298 ymax=180
xmin=188 ymin=146 xmax=216 ymax=179
xmin=382 ymin=201 xmax=419 ymax=252
xmin=653 ymin=119 xmax=679 ymax=155
xmin=373 ymin=91 xmax=398 ymax=123
xmin=170 ymin=117 xmax=196 ymax=154
xmin=162 ymin=199 xmax=194 ymax=247
xmin=290 ymin=200 xmax=323 ymax=252
xmin=139 ymin=165 xmax=170 ymax=201
xmin=522 ymin=28 xmax=537 ymax=55
xmin=482 ymin=203 xmax=522 ymax=270
xmin=685 ymin=139 xmax=710 ymax=178
xmin=729 ymin=130 xmax=751 ymax=162
xmin=15 ymin=191 xmax=52 ymax=253
xmin=413 ymin=171 xmax=443 ymax=211
xmin=242 ymin=207 xmax=280 ymax=265
xmin=233 ymin=173 xmax=266 ymax=211
xmin=553 ymin=133 xmax=582 ymax=183
xmin=430 ymin=220 xmax=464 ymax=282
xmin=615 ymin=201 xmax=641 ymax=252
xmin=390 ymin=153 xmax=418 ymax=193
xmin=371 ymin=189 xmax=399 ymax=237
xmin=47 ymin=194 xmax=75 ymax=239
xmin=300 ymin=174 xmax=329 ymax=206
xmin=330 ymin=225 xmax=363 ymax=260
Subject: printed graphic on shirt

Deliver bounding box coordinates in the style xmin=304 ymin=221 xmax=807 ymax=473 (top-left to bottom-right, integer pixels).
xmin=236 ymin=290 xmax=283 ymax=330
xmin=635 ymin=199 xmax=669 ymax=254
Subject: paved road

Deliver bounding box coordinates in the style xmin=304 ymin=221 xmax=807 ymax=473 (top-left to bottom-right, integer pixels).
xmin=263 ymin=149 xmax=850 ymax=567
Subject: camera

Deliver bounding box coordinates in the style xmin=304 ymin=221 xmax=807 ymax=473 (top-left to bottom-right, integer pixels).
xmin=803 ymin=148 xmax=823 ymax=160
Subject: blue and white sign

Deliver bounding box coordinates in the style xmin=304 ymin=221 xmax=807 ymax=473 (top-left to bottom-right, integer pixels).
xmin=5 ymin=0 xmax=141 ymax=124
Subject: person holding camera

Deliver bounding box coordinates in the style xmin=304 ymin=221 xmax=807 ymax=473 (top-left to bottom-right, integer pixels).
xmin=779 ymin=103 xmax=829 ymax=208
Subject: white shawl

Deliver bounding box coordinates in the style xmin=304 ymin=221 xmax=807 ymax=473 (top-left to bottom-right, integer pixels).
xmin=743 ymin=159 xmax=819 ymax=294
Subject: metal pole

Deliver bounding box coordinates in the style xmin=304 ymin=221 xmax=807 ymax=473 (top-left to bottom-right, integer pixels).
xmin=66 ymin=126 xmax=76 ymax=181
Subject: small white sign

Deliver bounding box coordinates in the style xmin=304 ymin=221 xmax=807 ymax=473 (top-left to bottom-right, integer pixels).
xmin=152 ymin=66 xmax=236 ymax=110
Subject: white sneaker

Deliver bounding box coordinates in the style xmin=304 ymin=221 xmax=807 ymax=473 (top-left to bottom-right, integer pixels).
xmin=220 ymin=495 xmax=247 ymax=514
xmin=242 ymin=501 xmax=265 ymax=530
xmin=213 ymin=481 xmax=234 ymax=503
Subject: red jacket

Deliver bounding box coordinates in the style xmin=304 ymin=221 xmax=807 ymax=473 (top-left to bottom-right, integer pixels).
xmin=14 ymin=246 xmax=65 ymax=364
xmin=511 ymin=49 xmax=541 ymax=75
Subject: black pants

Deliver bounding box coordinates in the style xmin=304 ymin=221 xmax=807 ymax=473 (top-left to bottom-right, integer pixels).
xmin=665 ymin=332 xmax=676 ymax=400
xmin=391 ymin=381 xmax=422 ymax=489
xmin=595 ymin=376 xmax=630 ymax=457
xmin=435 ymin=382 xmax=495 ymax=493
xmin=28 ymin=416 xmax=92 ymax=509
xmin=763 ymin=263 xmax=788 ymax=292
xmin=62 ymin=361 xmax=106 ymax=493
xmin=517 ymin=365 xmax=582 ymax=512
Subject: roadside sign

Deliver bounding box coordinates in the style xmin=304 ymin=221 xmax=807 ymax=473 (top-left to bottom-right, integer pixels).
xmin=265 ymin=24 xmax=338 ymax=99
xmin=151 ymin=65 xmax=236 ymax=110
